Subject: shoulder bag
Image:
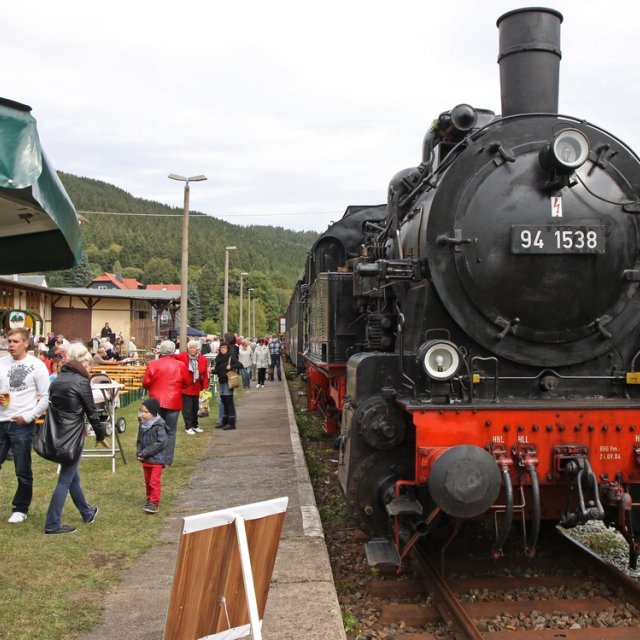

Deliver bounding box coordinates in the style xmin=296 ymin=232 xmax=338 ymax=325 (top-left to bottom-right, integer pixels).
xmin=227 ymin=370 xmax=241 ymax=390
xmin=33 ymin=409 xmax=85 ymax=465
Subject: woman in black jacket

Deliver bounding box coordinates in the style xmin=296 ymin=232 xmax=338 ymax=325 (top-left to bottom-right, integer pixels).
xmin=44 ymin=343 xmax=106 ymax=534
xmin=213 ymin=341 xmax=240 ymax=430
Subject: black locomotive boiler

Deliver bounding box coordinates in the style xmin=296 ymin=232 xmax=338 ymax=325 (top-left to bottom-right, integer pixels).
xmin=285 ymin=7 xmax=640 ymax=566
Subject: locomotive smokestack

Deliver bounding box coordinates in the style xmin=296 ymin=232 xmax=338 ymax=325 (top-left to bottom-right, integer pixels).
xmin=497 ymin=7 xmax=563 ymax=116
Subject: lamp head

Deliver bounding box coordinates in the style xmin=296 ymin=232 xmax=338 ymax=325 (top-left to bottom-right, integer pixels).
xmin=417 ymin=340 xmax=461 ymax=381
xmin=168 ymin=173 xmax=207 ymax=183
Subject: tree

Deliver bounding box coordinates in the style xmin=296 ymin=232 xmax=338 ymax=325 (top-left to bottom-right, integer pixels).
xmin=226 ymin=297 xmax=240 ymax=336
xmin=62 ymin=253 xmax=92 ymax=287
xmin=84 ymin=242 xmax=123 ymax=273
xmin=251 ymin=300 xmax=268 ymax=337
xmin=121 ymin=267 xmax=143 ymax=281
xmin=201 ymin=319 xmax=219 ymax=335
xmin=143 ymin=258 xmax=179 ymax=285
xmin=194 ymin=260 xmax=221 ymax=323
xmin=188 ymin=282 xmax=203 ymax=328
xmin=244 ymin=271 xmax=282 ymax=332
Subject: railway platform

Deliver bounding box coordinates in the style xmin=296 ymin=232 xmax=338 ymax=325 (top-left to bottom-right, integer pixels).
xmin=77 ymin=378 xmax=346 ymax=640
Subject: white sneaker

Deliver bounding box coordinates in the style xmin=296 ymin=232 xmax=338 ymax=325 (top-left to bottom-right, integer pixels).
xmin=194 ymin=427 xmax=204 ymax=433
xmin=185 ymin=428 xmax=196 ymax=435
xmin=8 ymin=511 xmax=27 ymax=524
xmin=256 ymin=383 xmax=260 ymax=388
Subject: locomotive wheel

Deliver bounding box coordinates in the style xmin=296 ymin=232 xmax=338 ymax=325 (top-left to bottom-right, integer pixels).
xmin=353 ymin=396 xmax=407 ymax=450
xmin=116 ymin=417 xmax=126 ymax=433
xmin=346 ymin=452 xmax=412 ymax=537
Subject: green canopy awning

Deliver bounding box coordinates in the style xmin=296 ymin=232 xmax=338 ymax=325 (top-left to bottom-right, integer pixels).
xmin=0 ymin=97 xmax=82 ymax=273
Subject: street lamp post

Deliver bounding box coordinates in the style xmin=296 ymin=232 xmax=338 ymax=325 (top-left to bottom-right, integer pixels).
xmin=168 ymin=173 xmax=207 ymax=352
xmin=247 ymin=288 xmax=254 ymax=339
xmin=239 ymin=272 xmax=249 ymax=336
xmin=223 ymin=245 xmax=237 ymax=335
xmin=252 ymin=298 xmax=257 ymax=337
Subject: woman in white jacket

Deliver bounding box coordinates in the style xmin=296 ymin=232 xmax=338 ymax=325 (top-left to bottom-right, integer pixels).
xmin=237 ymin=339 xmax=253 ymax=390
xmin=251 ymin=338 xmax=271 ymax=388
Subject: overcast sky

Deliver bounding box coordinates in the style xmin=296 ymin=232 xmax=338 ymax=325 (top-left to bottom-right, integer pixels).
xmin=3 ymin=1 xmax=639 ymax=232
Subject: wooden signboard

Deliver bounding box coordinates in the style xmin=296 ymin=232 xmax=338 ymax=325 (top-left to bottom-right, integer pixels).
xmin=164 ymin=497 xmax=288 ymax=640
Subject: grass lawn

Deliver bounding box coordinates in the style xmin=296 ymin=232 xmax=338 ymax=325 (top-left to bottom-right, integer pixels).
xmin=0 ymin=397 xmax=216 ymax=640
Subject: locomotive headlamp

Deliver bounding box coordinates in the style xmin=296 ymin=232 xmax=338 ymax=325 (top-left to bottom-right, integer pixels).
xmin=540 ymin=129 xmax=590 ymax=173
xmin=418 ymin=340 xmax=461 ymax=381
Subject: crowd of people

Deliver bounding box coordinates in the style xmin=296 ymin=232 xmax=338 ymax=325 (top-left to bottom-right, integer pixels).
xmin=0 ymin=325 xmax=139 ymax=385
xmin=0 ymin=326 xmax=285 ymax=529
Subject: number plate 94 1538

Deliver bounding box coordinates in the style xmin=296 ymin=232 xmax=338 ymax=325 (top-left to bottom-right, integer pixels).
xmin=510 ymin=225 xmax=605 ymax=254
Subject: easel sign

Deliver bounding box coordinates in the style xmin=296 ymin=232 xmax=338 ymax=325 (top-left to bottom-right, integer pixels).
xmin=164 ymin=496 xmax=288 ymax=640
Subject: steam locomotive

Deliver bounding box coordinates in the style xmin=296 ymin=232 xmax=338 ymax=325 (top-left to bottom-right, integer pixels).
xmin=285 ymin=7 xmax=640 ymax=566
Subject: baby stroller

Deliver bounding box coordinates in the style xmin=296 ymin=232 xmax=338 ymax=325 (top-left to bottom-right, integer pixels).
xmin=86 ymin=373 xmax=127 ymax=470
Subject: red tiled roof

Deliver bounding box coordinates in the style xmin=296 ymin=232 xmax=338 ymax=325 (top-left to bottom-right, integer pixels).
xmin=146 ymin=283 xmax=181 ymax=291
xmin=92 ymin=273 xmax=143 ymax=289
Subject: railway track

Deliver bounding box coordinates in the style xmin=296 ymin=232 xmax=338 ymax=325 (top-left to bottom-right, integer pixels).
xmin=363 ymin=527 xmax=640 ymax=640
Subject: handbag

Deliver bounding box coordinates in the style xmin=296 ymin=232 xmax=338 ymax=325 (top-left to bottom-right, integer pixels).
xmin=33 ymin=409 xmax=85 ymax=465
xmin=227 ymin=370 xmax=241 ymax=390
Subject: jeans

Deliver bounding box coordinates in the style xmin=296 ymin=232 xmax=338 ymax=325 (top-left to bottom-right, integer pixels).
xmin=271 ymin=354 xmax=282 ymax=380
xmin=217 ymin=395 xmax=224 ymax=422
xmin=0 ymin=421 xmax=35 ymax=514
xmin=0 ymin=431 xmax=9 ymax=468
xmin=45 ymin=455 xmax=93 ymax=531
xmin=181 ymin=395 xmax=200 ymax=431
xmin=159 ymin=409 xmax=179 ymax=465
xmin=219 ymin=383 xmax=236 ymax=425
xmin=241 ymin=368 xmax=251 ymax=389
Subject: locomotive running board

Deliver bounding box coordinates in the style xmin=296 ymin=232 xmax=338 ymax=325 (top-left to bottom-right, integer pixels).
xmin=365 ymin=538 xmax=401 ymax=568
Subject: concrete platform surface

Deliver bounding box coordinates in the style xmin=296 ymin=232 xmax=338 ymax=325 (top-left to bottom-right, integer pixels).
xmin=77 ymin=378 xmax=346 ymax=640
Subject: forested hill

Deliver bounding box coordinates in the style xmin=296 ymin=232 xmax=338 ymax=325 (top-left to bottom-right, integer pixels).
xmin=57 ymin=172 xmax=318 ymax=287
xmin=47 ymin=172 xmax=320 ymax=334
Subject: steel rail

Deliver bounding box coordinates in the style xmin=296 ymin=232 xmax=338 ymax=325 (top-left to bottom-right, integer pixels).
xmin=412 ymin=548 xmax=484 ymax=640
xmin=410 ymin=529 xmax=640 ymax=640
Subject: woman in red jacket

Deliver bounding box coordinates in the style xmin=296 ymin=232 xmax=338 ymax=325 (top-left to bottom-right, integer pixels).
xmin=142 ymin=340 xmax=190 ymax=465
xmin=174 ymin=340 xmax=210 ymax=435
